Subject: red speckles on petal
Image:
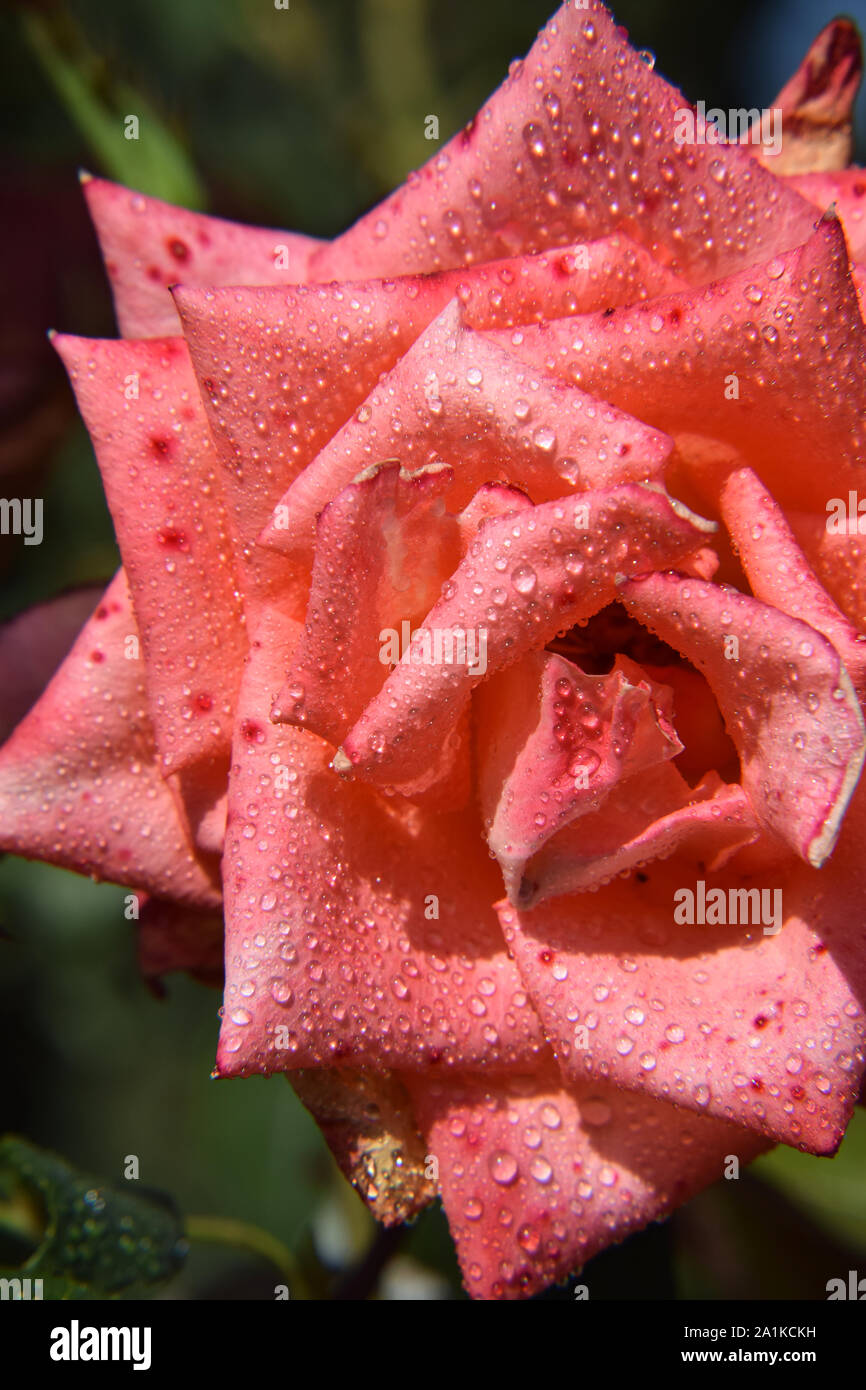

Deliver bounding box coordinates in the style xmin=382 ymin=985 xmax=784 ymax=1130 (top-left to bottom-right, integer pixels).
xmin=499 ymin=841 xmax=866 ymax=1152
xmin=53 ymin=334 xmax=246 ymax=779
xmin=156 ymin=527 xmax=189 ymax=552
xmin=82 ymin=176 xmax=324 ymax=336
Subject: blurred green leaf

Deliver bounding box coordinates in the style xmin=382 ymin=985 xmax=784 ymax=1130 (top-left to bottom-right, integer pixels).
xmin=0 ymin=1135 xmax=186 ymax=1298
xmin=20 ymin=9 xmax=205 ymax=207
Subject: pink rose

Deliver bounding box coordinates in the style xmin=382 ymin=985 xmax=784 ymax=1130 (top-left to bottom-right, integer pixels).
xmin=2 ymin=1 xmax=866 ymax=1299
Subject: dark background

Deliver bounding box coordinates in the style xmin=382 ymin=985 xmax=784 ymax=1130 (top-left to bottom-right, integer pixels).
xmin=0 ymin=0 xmax=865 ymax=1298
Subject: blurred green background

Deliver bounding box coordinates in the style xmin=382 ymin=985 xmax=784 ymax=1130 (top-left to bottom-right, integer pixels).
xmin=1 ymin=0 xmax=865 ymax=1299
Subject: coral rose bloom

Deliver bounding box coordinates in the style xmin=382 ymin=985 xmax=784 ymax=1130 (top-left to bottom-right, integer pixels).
xmin=3 ymin=1 xmax=866 ymax=1299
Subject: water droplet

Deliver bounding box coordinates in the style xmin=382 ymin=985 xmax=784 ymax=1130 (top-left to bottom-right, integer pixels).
xmin=489 ymin=1150 xmax=519 ymax=1185
xmin=530 ymin=1157 xmax=553 ymax=1184
xmin=533 ymin=425 xmax=556 ymax=451
xmin=517 ymin=1224 xmax=540 ymax=1255
xmin=522 ymin=123 xmax=549 ymax=161
xmin=511 ymin=564 xmax=538 ymax=595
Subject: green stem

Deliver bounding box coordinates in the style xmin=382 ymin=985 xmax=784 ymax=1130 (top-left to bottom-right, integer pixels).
xmin=185 ymin=1215 xmax=310 ymax=1299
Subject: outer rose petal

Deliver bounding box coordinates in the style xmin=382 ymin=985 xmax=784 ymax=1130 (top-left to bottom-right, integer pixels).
xmin=273 ymin=462 xmax=460 ymax=747
xmin=310 ymin=0 xmax=815 ymax=284
xmin=216 ymin=605 xmax=545 ymax=1073
xmin=754 ymin=20 xmax=862 ymax=175
xmin=0 ymin=585 xmax=104 ymax=742
xmin=53 ymin=334 xmax=246 ymax=776
xmin=82 ymin=175 xmax=324 ymax=337
xmin=137 ymin=896 xmax=224 ymax=992
xmin=498 ymin=837 xmax=866 ymax=1154
xmin=339 ymin=485 xmax=715 ymax=793
xmin=404 ymin=1062 xmax=768 ymax=1300
xmin=720 ymin=466 xmax=866 ymax=693
xmin=494 ymin=219 xmax=866 ymax=511
xmin=264 ymin=301 xmax=673 ymax=556
xmin=618 ymin=571 xmax=866 ymax=868
xmin=0 ymin=573 xmax=220 ymax=907
xmin=289 ymin=1070 xmax=436 ymax=1226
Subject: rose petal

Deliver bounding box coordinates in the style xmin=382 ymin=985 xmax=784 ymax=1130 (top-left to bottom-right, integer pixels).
xmin=720 ymin=465 xmax=866 ymax=693
xmin=82 ymin=175 xmax=323 ymax=337
xmin=785 ymin=508 xmax=866 ymax=631
xmin=289 ymin=1070 xmax=436 ymax=1226
xmin=216 ymin=605 xmax=545 ymax=1073
xmin=404 ymin=1061 xmax=767 ymax=1300
xmin=476 ymin=650 xmax=683 ymax=902
xmin=173 ymin=278 xmax=464 ymax=555
xmin=53 ymin=333 xmax=246 ymax=776
xmin=641 ymin=663 xmax=738 ymax=783
xmin=785 ymin=170 xmax=866 ymax=258
xmin=339 ymin=484 xmax=715 ymax=793
xmin=273 ymin=461 xmax=460 ymax=747
xmin=0 ymin=572 xmax=220 ymax=906
xmin=457 ymin=481 xmax=533 ymax=546
xmin=310 ymin=1 xmax=814 ymax=284
xmin=0 ymin=585 xmax=104 ymax=743
xmin=618 ymin=571 xmax=866 ymax=867
xmin=521 ymin=767 xmax=758 ymax=906
xmin=264 ymin=300 xmax=673 ymax=556
xmin=498 ymin=833 xmax=866 ymax=1153
xmin=493 ymin=219 xmax=866 ymax=512
xmin=137 ymin=896 xmax=224 ymax=992
xmin=754 ymin=20 xmax=862 ymax=175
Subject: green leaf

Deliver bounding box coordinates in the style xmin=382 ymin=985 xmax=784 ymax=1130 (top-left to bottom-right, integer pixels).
xmin=20 ymin=10 xmax=205 ymax=208
xmin=0 ymin=1136 xmax=187 ymax=1299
